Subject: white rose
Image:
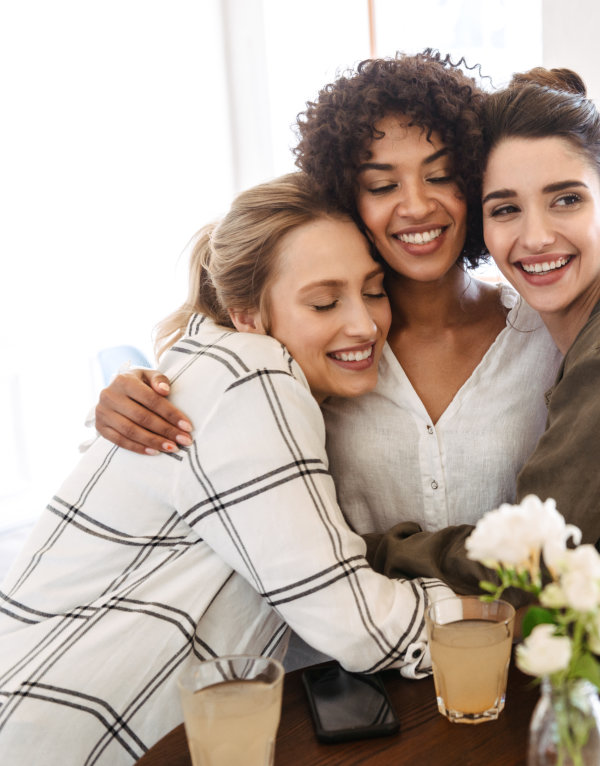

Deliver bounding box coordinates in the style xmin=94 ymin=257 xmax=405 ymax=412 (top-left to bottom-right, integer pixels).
xmin=519 ymin=495 xmax=581 ymax=571
xmin=556 ymin=546 xmax=600 ymax=612
xmin=466 ymin=496 xmax=581 ymax=575
xmin=516 ymin=624 xmax=572 ymax=677
xmin=466 ymin=503 xmax=535 ymax=568
xmin=539 ymin=583 xmax=567 ymax=609
xmin=560 ymin=545 xmax=600 ymax=579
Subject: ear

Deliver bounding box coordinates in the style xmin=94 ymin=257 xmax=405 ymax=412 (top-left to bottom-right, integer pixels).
xmin=228 ymin=308 xmax=266 ymax=335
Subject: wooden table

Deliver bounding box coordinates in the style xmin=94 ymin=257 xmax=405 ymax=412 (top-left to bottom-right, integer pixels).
xmin=136 ymin=660 xmax=539 ymax=766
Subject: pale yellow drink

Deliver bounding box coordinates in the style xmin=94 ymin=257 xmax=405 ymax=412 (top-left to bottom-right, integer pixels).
xmin=426 ymin=598 xmax=515 ymax=724
xmin=430 ymin=618 xmax=511 ymax=716
xmin=181 ymin=678 xmax=282 ymax=766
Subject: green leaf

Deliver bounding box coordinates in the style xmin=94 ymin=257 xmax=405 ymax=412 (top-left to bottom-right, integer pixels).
xmin=571 ymin=652 xmax=600 ymax=688
xmin=521 ymin=606 xmax=556 ymax=639
xmin=479 ymin=581 xmax=499 ymax=594
xmin=480 ymin=594 xmax=498 ymax=603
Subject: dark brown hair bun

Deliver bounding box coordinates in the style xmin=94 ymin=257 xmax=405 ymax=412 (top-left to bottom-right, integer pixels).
xmin=509 ymin=66 xmax=586 ymax=96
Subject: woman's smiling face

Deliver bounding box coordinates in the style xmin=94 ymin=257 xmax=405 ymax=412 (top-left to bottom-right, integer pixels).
xmin=263 ymin=217 xmax=391 ymax=403
xmin=482 ymin=136 xmax=600 ymax=326
xmin=355 ymin=116 xmax=468 ymax=284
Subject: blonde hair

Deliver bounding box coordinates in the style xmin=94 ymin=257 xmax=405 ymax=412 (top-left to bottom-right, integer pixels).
xmin=154 ymin=172 xmax=353 ymax=358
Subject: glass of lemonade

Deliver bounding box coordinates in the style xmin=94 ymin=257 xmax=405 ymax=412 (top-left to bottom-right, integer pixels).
xmin=177 ymin=655 xmax=284 ymax=766
xmin=426 ymin=596 xmax=515 ymax=724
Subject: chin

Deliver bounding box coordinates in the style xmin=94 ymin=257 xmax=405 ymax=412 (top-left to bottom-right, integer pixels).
xmin=337 ymin=379 xmax=378 ymax=400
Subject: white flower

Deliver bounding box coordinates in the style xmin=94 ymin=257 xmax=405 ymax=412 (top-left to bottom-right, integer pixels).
xmin=539 ymin=583 xmax=567 ymax=609
xmin=516 ymin=624 xmax=572 ymax=677
xmin=465 ymin=495 xmax=581 ymax=575
xmin=558 ymin=546 xmax=600 ymax=612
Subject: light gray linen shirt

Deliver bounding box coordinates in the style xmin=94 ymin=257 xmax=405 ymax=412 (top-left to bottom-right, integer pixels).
xmin=323 ymin=284 xmax=563 ymax=534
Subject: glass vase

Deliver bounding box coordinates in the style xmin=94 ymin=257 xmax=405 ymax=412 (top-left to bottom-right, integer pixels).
xmin=528 ymin=677 xmax=600 ymax=766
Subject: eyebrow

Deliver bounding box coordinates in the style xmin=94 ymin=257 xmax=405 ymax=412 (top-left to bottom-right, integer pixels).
xmin=297 ymin=267 xmax=384 ymax=295
xmin=482 ymin=180 xmax=588 ymax=205
xmin=357 ymin=147 xmax=449 ymax=174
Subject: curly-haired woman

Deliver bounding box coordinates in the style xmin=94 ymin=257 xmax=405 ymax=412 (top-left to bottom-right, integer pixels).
xmin=89 ymin=52 xmax=561 ymax=597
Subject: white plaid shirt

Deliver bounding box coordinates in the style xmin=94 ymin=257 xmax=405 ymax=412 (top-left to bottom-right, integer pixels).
xmin=0 ymin=315 xmax=451 ymax=765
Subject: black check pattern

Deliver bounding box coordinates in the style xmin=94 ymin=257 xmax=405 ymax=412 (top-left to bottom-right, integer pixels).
xmin=0 ymin=315 xmax=450 ymax=764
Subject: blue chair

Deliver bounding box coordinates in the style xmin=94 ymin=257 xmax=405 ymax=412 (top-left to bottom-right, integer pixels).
xmin=97 ymin=345 xmax=151 ymax=384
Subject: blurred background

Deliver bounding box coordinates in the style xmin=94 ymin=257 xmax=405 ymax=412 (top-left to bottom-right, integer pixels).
xmin=1 ymin=0 xmax=598 ymax=547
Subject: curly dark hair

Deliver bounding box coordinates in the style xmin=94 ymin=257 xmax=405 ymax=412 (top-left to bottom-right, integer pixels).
xmin=294 ymin=50 xmax=488 ymax=268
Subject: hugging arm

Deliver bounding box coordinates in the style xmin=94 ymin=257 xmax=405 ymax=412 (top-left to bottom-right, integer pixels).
xmin=364 ymin=523 xmax=533 ymax=609
xmin=95 ymin=368 xmax=193 ymax=454
xmin=178 ymin=361 xmax=453 ymax=677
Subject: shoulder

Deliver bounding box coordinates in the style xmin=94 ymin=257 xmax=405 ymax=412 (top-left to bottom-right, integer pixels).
xmin=167 ymin=317 xmax=326 ymax=451
xmin=563 ymin=304 xmax=600 ymax=371
xmin=162 ymin=314 xmax=308 ymax=385
xmin=547 ymin=304 xmax=600 ymax=412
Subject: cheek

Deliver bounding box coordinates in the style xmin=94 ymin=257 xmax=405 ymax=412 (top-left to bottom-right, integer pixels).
xmin=483 ymin=222 xmax=504 ymax=258
xmin=357 ymin=197 xmax=383 ymax=235
xmin=449 ymin=193 xmax=468 ymax=228
xmin=375 ymin=302 xmax=392 ymax=335
xmin=284 ymin=323 xmax=330 ymax=362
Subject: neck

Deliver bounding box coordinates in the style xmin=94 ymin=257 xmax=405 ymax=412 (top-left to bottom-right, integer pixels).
xmin=540 ymin=291 xmax=600 ymax=354
xmin=385 ymin=264 xmax=477 ymax=330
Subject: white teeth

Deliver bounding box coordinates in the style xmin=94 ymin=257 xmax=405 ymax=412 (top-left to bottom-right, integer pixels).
xmin=331 ymin=348 xmax=372 ymax=362
xmin=521 ymin=256 xmax=571 ymax=274
xmin=397 ymin=228 xmax=442 ymax=244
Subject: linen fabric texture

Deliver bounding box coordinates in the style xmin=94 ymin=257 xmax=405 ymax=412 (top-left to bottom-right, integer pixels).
xmin=516 ymin=297 xmax=600 ymax=537
xmin=323 ymin=284 xmax=562 ymax=534
xmin=366 ymin=298 xmax=600 ymax=600
xmin=0 ymin=315 xmax=450 ymax=766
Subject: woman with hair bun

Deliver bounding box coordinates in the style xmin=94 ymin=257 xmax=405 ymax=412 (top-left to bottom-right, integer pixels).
xmin=0 ymin=172 xmax=453 ymax=765
xmin=364 ymin=66 xmax=600 ymax=587
xmin=481 ymin=66 xmax=600 ymax=529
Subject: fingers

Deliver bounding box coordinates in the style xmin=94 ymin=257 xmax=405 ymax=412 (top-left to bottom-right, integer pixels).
xmin=141 ymin=369 xmax=174 ymax=397
xmin=125 ymin=371 xmax=193 ymax=431
xmin=117 ymin=370 xmax=192 ymax=434
xmin=97 ymin=424 xmax=162 ymax=456
xmin=95 ymin=371 xmax=193 ymax=453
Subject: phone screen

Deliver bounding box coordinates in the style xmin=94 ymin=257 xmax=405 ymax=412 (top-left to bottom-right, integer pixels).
xmin=302 ymin=663 xmax=400 ymax=743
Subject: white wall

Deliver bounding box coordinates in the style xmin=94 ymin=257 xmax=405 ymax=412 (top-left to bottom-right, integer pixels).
xmin=0 ymin=1 xmax=235 ymax=522
xmin=543 ymin=0 xmax=600 ymax=102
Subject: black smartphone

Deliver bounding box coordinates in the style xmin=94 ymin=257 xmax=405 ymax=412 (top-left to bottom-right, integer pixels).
xmin=302 ymin=662 xmax=400 ymax=743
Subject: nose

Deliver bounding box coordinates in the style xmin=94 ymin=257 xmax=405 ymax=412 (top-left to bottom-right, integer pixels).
xmin=520 ymin=208 xmax=556 ymax=253
xmin=344 ymin=298 xmax=378 ymax=339
xmin=393 ymin=180 xmax=437 ymax=220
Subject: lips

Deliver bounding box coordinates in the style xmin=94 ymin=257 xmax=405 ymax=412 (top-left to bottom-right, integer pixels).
xmin=327 ymin=343 xmax=375 ymax=370
xmin=519 ymin=255 xmax=572 ymax=274
xmin=329 ymin=347 xmax=373 ymax=362
xmin=394 ymin=227 xmax=443 ymax=245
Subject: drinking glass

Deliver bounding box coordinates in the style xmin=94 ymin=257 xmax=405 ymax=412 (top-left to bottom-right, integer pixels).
xmin=426 ymin=596 xmax=515 ymax=724
xmin=177 ymin=655 xmax=284 ymax=766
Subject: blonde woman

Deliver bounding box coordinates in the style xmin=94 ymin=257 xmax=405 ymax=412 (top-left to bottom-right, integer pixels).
xmin=0 ymin=173 xmax=450 ymax=766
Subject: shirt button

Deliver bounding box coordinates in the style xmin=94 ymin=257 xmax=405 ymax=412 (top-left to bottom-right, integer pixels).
xmin=426 ymin=425 xmax=434 ymax=434
xmin=431 ymin=480 xmax=439 ymax=490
